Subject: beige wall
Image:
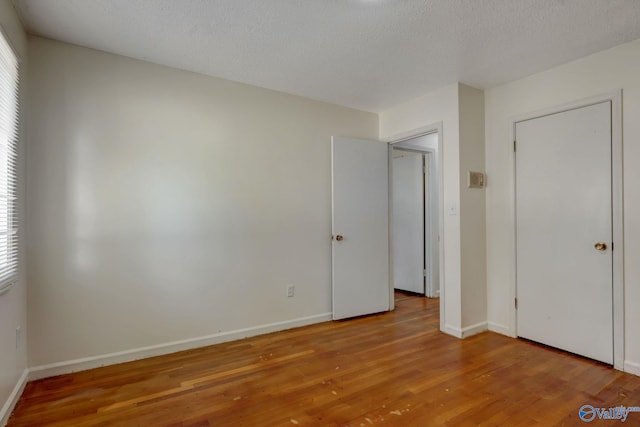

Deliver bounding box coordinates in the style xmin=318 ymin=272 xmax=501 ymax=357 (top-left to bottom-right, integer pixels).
xmin=10 ymin=12 xmax=640 ymax=412
xmin=0 ymin=0 xmax=28 ymax=423
xmin=485 ymin=38 xmax=640 ymax=374
xmin=380 ymin=83 xmax=487 ymax=337
xmin=458 ymin=85 xmax=486 ymax=329
xmin=26 ymin=37 xmax=378 ymax=367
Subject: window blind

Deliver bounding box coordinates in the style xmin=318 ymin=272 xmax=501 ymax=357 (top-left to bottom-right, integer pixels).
xmin=0 ymin=29 xmax=19 ymax=294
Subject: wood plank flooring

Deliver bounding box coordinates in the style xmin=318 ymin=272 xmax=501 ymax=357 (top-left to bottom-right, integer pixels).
xmin=8 ymin=292 xmax=640 ymax=426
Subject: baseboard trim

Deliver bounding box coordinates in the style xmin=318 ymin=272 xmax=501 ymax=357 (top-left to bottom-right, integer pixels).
xmin=441 ymin=323 xmax=463 ymax=338
xmin=487 ymin=321 xmax=515 ymax=338
xmin=29 ymin=312 xmax=333 ymax=381
xmin=1 ymin=368 xmax=28 ymax=427
xmin=442 ymin=322 xmax=488 ymax=339
xmin=624 ymin=360 xmax=640 ymax=377
xmin=461 ymin=321 xmax=488 ymax=338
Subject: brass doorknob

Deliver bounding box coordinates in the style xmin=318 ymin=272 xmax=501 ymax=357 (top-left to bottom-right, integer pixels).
xmin=335 ymin=235 xmax=344 ymax=241
xmin=594 ymin=242 xmax=607 ymax=251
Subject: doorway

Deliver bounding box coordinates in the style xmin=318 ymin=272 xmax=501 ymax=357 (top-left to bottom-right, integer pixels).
xmin=392 ymin=149 xmax=426 ymax=295
xmin=330 ymin=125 xmax=444 ymax=324
xmin=390 ymin=132 xmax=440 ymax=299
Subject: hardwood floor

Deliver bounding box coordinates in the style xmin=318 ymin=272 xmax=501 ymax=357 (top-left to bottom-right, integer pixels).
xmin=8 ymin=292 xmax=640 ymax=426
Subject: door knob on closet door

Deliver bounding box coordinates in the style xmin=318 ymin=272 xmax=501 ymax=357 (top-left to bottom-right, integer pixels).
xmin=335 ymin=235 xmax=344 ymax=241
xmin=594 ymin=242 xmax=607 ymax=251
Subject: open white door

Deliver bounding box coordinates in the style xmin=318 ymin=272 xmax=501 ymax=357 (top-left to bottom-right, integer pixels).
xmin=331 ymin=136 xmax=389 ymax=320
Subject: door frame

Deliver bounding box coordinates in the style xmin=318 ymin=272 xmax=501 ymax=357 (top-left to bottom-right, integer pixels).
xmin=387 ymin=123 xmax=444 ymax=328
xmin=511 ymin=90 xmax=623 ymax=370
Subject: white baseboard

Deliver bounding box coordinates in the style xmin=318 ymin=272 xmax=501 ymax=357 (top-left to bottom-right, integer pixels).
xmin=29 ymin=312 xmax=333 ymax=381
xmin=624 ymin=360 xmax=640 ymax=377
xmin=441 ymin=323 xmax=462 ymax=338
xmin=442 ymin=321 xmax=488 ymax=339
xmin=1 ymin=368 xmax=28 ymax=427
xmin=461 ymin=321 xmax=488 ymax=338
xmin=487 ymin=321 xmax=515 ymax=338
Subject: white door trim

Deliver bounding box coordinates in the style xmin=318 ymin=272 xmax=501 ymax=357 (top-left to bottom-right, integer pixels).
xmin=386 ymin=122 xmax=444 ymax=329
xmin=511 ymin=90 xmax=623 ymax=370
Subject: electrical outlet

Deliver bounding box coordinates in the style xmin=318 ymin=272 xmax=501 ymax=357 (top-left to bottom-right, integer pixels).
xmin=15 ymin=326 xmax=20 ymax=349
xmin=286 ymin=285 xmax=295 ymax=298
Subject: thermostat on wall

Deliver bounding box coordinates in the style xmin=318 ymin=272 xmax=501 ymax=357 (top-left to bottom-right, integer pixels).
xmin=468 ymin=171 xmax=486 ymax=188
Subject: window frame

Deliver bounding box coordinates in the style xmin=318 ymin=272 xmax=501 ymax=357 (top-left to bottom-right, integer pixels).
xmin=0 ymin=26 xmax=20 ymax=295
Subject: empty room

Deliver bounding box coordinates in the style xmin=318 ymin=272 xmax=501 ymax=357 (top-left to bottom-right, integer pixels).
xmin=2 ymin=0 xmax=640 ymax=425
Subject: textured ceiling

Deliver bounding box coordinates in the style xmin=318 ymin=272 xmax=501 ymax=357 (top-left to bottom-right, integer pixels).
xmin=12 ymin=0 xmax=640 ymax=112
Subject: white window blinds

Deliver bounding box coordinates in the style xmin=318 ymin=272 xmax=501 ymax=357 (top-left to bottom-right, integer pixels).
xmin=0 ymin=30 xmax=19 ymax=294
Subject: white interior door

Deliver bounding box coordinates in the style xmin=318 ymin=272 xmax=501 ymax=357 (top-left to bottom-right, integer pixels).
xmin=516 ymin=101 xmax=613 ymax=364
xmin=332 ymin=136 xmax=389 ymax=320
xmin=392 ymin=151 xmax=424 ymax=294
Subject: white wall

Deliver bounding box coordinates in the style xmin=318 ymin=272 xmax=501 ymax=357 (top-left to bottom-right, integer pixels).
xmin=26 ymin=37 xmax=378 ymax=368
xmin=485 ymin=38 xmax=640 ymax=374
xmin=0 ymin=0 xmax=28 ymax=423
